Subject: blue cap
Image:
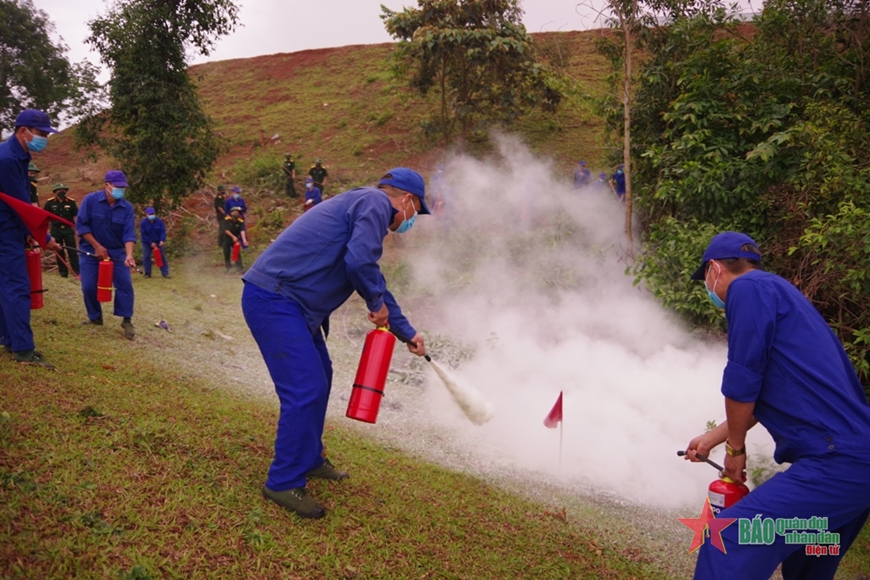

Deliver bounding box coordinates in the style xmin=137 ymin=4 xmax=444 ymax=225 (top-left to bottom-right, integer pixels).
xmin=231 ymin=186 xmax=241 ymax=193
xmin=105 ymin=170 xmax=129 ymax=187
xmin=145 ymin=206 xmax=155 ymax=214
xmin=690 ymin=232 xmax=761 ymax=280
xmin=579 ymin=160 xmax=586 ymax=166
xmin=378 ymin=167 xmax=430 ymax=215
xmin=305 ymin=176 xmax=313 ymax=183
xmin=15 ymin=109 xmax=59 ymax=133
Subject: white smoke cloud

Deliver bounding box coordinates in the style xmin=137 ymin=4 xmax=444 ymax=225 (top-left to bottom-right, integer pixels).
xmin=406 ymin=134 xmax=774 ymax=509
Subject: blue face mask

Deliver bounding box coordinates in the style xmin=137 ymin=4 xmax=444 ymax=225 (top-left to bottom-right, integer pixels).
xmin=111 ymin=187 xmax=125 ymax=200
xmin=147 ymin=214 xmax=156 ymax=221
xmin=233 ymin=193 xmax=240 ymax=199
xmin=705 ymin=262 xmax=726 ymax=309
xmin=396 ymin=200 xmax=418 ymax=234
xmin=306 ymin=183 xmax=312 ymax=190
xmin=26 ymin=130 xmax=48 ymax=152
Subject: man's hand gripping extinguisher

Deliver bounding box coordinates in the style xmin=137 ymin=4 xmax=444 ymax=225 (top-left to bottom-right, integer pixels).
xmin=678 ymin=450 xmax=750 ymax=516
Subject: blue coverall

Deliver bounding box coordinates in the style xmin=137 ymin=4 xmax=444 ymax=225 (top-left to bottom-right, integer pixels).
xmin=611 ymin=170 xmax=626 ymax=201
xmin=242 ymin=187 xmax=417 ymax=492
xmin=76 ymin=191 xmax=137 ymax=322
xmin=693 ymin=270 xmax=870 ymax=580
xmin=224 ymin=196 xmax=247 ymax=216
xmin=0 ymin=135 xmax=36 ymax=352
xmin=140 ymin=217 xmax=169 ymax=277
xmin=303 ymin=185 xmax=322 ymax=210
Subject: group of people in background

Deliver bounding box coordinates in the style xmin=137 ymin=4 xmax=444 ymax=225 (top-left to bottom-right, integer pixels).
xmin=573 ymin=160 xmax=626 ymax=202
xmin=281 ymin=154 xmax=328 ymax=211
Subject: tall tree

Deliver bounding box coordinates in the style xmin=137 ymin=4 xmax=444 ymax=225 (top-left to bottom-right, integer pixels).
xmin=0 ymin=0 xmax=101 ymax=131
xmin=381 ymin=0 xmax=562 ymax=146
xmin=77 ymin=0 xmax=238 ymax=209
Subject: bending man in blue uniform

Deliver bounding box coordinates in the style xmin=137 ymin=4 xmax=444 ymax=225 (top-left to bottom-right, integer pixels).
xmin=140 ymin=206 xmax=169 ymax=278
xmin=684 ymin=232 xmax=870 ymax=580
xmin=77 ymin=170 xmax=138 ymax=340
xmin=242 ymin=167 xmax=429 ymax=519
xmin=0 ymin=109 xmax=59 ymax=368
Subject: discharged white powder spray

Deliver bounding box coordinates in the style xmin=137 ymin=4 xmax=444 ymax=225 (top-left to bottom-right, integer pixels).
xmin=400 ymin=134 xmax=775 ymax=510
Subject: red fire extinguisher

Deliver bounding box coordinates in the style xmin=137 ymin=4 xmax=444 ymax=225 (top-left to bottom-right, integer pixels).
xmin=26 ymin=248 xmax=44 ymax=310
xmin=231 ymin=241 xmax=241 ymax=262
xmin=153 ymin=246 xmax=164 ymax=268
xmin=678 ymin=450 xmax=750 ymax=515
xmin=97 ymin=258 xmax=114 ymax=303
xmin=708 ymin=476 xmax=750 ymax=516
xmin=346 ymin=327 xmax=396 ymax=424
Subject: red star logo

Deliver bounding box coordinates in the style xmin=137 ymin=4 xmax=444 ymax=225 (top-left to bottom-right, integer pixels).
xmin=679 ymin=498 xmax=715 ymax=553
xmin=678 ymin=498 xmax=737 ymax=554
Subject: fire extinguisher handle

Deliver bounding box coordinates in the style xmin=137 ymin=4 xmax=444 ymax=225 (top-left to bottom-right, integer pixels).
xmin=677 ymin=450 xmax=724 ymax=472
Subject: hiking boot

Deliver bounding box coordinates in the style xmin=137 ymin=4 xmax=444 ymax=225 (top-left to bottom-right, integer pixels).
xmin=121 ymin=320 xmax=135 ymax=340
xmin=143 ymin=274 xmax=151 ymax=278
xmin=305 ymin=458 xmax=349 ymax=481
xmin=13 ymin=350 xmax=55 ymax=370
xmin=82 ymin=317 xmax=103 ymax=326
xmin=262 ymin=486 xmax=325 ymax=519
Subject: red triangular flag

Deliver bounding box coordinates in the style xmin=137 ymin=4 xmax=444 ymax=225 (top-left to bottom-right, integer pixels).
xmin=0 ymin=191 xmax=74 ymax=247
xmin=543 ymin=391 xmax=563 ymax=428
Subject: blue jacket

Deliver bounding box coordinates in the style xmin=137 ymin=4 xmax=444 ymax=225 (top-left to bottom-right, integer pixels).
xmin=0 ymin=135 xmax=32 ymax=235
xmin=243 ymin=187 xmax=416 ymax=340
xmin=304 ymin=185 xmax=322 ymax=207
xmin=225 ymin=196 xmax=247 ymax=215
xmin=722 ymin=270 xmax=870 ymax=464
xmin=140 ymin=216 xmax=167 ymax=246
xmin=76 ymin=191 xmax=137 ymax=252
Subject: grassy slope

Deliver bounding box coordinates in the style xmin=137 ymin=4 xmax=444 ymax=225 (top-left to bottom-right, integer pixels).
xmin=3 ymin=261 xmax=670 ymax=580
xmin=9 ymin=30 xmax=870 ymax=579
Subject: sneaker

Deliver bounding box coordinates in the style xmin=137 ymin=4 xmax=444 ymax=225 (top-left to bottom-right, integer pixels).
xmin=82 ymin=317 xmax=104 ymax=326
xmin=305 ymin=458 xmax=349 ymax=481
xmin=13 ymin=350 xmax=55 ymax=370
xmin=121 ymin=320 xmax=135 ymax=340
xmin=162 ymin=275 xmax=171 ymax=279
xmin=262 ymin=486 xmax=325 ymax=519
xmin=143 ymin=274 xmax=151 ymax=278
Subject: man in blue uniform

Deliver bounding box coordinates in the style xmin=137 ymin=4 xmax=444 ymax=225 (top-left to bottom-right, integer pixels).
xmin=573 ymin=160 xmax=591 ymax=189
xmin=242 ymin=167 xmax=429 ymax=519
xmin=684 ymin=232 xmax=870 ymax=580
xmin=140 ymin=206 xmax=169 ymax=278
xmin=77 ymin=170 xmax=138 ymax=339
xmin=302 ymin=176 xmax=322 ymax=212
xmin=224 ymin=186 xmax=247 ymax=216
xmin=610 ymin=164 xmax=626 ymax=202
xmin=0 ymin=109 xmax=58 ymax=368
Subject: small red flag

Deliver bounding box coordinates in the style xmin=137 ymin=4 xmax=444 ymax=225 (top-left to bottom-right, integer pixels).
xmin=543 ymin=391 xmax=563 ymax=428
xmin=0 ymin=191 xmax=74 ymax=247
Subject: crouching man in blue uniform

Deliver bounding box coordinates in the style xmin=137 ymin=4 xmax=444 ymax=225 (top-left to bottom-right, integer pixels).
xmin=684 ymin=232 xmax=870 ymax=580
xmin=242 ymin=167 xmax=430 ymax=519
xmin=77 ymin=170 xmax=138 ymax=340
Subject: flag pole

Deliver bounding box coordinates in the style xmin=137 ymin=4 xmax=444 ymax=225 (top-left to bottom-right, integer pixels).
xmin=559 ymin=393 xmax=565 ymax=471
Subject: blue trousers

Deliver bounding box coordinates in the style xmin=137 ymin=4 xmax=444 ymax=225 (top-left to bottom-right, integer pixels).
xmin=241 ymin=282 xmax=333 ymax=491
xmin=0 ymin=221 xmax=34 ymax=352
xmin=694 ymin=452 xmax=870 ymax=580
xmin=142 ymin=244 xmax=169 ymax=277
xmin=79 ymin=250 xmax=134 ymax=320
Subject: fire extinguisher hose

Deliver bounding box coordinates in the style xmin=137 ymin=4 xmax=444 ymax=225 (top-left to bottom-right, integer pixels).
xmin=677 ymin=450 xmax=724 ymax=471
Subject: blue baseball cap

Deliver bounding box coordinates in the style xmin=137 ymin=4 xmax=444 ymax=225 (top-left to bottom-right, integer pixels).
xmin=578 ymin=160 xmax=586 ymax=166
xmin=378 ymin=167 xmax=430 ymax=215
xmin=231 ymin=186 xmax=241 ymax=193
xmin=104 ymin=170 xmax=129 ymax=187
xmin=15 ymin=109 xmax=59 ymax=133
xmin=690 ymin=232 xmax=762 ymax=280
xmin=145 ymin=206 xmax=155 ymax=214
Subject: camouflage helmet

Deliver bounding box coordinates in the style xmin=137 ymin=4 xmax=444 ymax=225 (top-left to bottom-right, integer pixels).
xmin=52 ymin=183 xmax=69 ymax=192
xmin=28 ymin=162 xmax=40 ymax=173
xmin=217 ymin=184 xmax=225 ymax=191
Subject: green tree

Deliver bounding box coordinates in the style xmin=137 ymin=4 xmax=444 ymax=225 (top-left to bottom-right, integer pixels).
xmin=381 ymin=0 xmax=561 ymax=146
xmin=76 ymin=0 xmax=239 ymax=210
xmin=0 ymin=0 xmax=101 ymax=131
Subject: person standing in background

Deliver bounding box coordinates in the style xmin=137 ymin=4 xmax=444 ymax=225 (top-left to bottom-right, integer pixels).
xmin=282 ymin=154 xmax=297 ymax=198
xmin=308 ymin=159 xmax=328 ymax=197
xmin=140 ymin=206 xmax=170 ymax=279
xmin=43 ymin=183 xmax=79 ymax=278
